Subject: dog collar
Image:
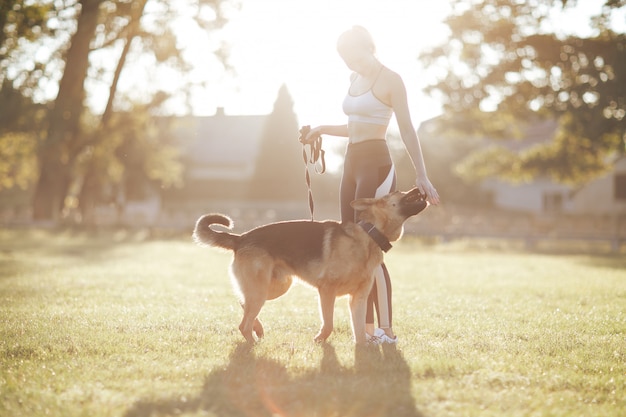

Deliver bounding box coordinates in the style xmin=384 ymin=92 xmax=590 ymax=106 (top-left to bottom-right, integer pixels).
xmin=358 ymin=221 xmax=392 ymax=252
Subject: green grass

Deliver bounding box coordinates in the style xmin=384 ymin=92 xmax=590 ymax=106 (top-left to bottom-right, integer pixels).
xmin=1 ymin=228 xmax=625 ymax=417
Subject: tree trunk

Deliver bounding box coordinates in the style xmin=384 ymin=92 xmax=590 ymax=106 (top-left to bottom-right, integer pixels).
xmin=76 ymin=0 xmax=147 ymax=225
xmin=32 ymin=0 xmax=101 ymax=221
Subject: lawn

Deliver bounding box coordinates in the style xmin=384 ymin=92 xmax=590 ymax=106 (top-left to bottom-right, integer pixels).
xmin=0 ymin=228 xmax=624 ymax=417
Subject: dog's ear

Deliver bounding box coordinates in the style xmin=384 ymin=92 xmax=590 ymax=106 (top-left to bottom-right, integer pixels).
xmin=350 ymin=197 xmax=376 ymax=211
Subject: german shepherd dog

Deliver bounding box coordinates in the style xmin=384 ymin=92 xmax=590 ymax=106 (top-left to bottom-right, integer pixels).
xmin=193 ymin=188 xmax=427 ymax=344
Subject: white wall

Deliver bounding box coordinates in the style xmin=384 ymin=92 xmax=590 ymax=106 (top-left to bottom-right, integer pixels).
xmin=570 ymin=158 xmax=626 ymax=215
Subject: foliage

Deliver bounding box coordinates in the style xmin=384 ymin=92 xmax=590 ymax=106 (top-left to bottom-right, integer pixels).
xmin=2 ymin=0 xmax=234 ymax=108
xmin=0 ymin=229 xmax=624 ymax=416
xmin=72 ymin=108 xmax=183 ymax=206
xmin=0 ymin=0 xmax=237 ymax=221
xmin=0 ymin=81 xmax=46 ymax=192
xmin=389 ymin=131 xmax=492 ymax=205
xmin=0 ymin=133 xmax=38 ymax=190
xmin=420 ymin=0 xmax=626 ymax=185
xmin=0 ymin=0 xmax=74 ymax=97
xmin=111 ymin=110 xmax=184 ymax=197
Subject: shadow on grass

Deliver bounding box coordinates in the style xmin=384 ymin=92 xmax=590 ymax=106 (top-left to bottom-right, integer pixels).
xmin=1 ymin=227 xmax=114 ymax=254
xmin=575 ymin=254 xmax=626 ymax=271
xmin=124 ymin=342 xmax=423 ymax=417
xmin=0 ymin=227 xmax=158 ymax=279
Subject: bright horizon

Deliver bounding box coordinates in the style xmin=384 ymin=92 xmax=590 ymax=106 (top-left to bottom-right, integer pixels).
xmin=155 ymin=0 xmax=453 ymax=128
xmin=91 ymin=0 xmax=625 ymax=131
xmin=223 ymin=0 xmax=452 ymax=127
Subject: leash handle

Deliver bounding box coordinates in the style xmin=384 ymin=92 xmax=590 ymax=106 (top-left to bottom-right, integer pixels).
xmin=299 ymin=125 xmax=326 ymax=220
xmin=299 ymin=125 xmax=326 ymax=173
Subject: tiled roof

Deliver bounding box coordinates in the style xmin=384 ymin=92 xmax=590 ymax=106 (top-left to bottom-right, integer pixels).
xmin=172 ymin=112 xmax=268 ymax=180
xmin=418 ymin=116 xmax=559 ymax=151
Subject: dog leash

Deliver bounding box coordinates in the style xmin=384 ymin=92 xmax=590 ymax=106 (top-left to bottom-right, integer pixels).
xmin=298 ymin=125 xmax=326 ymax=220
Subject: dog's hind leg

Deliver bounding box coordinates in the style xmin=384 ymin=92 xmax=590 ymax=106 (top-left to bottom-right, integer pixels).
xmin=314 ymin=287 xmax=336 ymax=342
xmin=252 ymin=317 xmax=264 ymax=339
xmin=239 ymin=298 xmax=265 ymax=343
xmin=238 ymin=301 xmax=265 ymax=339
xmin=232 ymin=255 xmax=271 ymax=343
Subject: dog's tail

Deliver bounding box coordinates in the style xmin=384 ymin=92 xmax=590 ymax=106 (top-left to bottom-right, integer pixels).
xmin=192 ymin=213 xmax=238 ymax=251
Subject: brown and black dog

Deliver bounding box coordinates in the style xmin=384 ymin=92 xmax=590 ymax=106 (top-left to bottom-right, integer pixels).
xmin=193 ymin=188 xmax=427 ymax=344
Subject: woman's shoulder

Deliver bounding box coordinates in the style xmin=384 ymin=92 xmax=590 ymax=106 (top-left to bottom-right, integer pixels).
xmin=381 ymin=66 xmax=402 ymax=82
xmin=380 ymin=67 xmax=406 ymax=92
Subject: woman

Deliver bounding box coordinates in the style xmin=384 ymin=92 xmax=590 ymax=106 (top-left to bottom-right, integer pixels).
xmin=304 ymin=25 xmax=439 ymax=344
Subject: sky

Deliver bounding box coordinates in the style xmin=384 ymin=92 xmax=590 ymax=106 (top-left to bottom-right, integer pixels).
xmin=168 ymin=0 xmax=452 ymax=128
xmin=97 ymin=0 xmax=625 ymax=133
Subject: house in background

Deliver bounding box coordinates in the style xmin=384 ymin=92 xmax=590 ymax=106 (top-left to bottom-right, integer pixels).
xmin=412 ymin=117 xmax=625 ymax=249
xmin=113 ymin=84 xmax=342 ymax=228
xmin=483 ymin=168 xmax=626 ymax=216
xmin=165 ymin=108 xmax=266 ymax=201
xmin=568 ymin=157 xmax=626 ymax=215
xmin=162 ymin=113 xmax=625 ymax=229
xmin=157 ymin=84 xmax=338 ymax=229
xmin=478 ymin=119 xmax=573 ymax=214
xmin=421 ymin=117 xmax=626 ymax=216
xmin=480 ymin=118 xmax=626 ymax=216
xmin=150 ymin=109 xmax=266 ymax=227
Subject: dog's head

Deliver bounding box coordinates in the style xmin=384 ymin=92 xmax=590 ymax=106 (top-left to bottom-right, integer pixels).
xmin=350 ymin=188 xmax=428 ymax=242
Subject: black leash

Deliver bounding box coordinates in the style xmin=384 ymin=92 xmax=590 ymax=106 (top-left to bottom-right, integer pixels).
xmin=298 ymin=125 xmax=326 ymax=220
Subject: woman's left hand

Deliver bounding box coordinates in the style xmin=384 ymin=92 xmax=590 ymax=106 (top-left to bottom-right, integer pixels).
xmin=416 ymin=177 xmax=439 ymax=205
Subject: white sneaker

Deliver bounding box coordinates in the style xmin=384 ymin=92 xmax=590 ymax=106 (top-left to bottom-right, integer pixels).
xmin=375 ymin=328 xmax=398 ymax=344
xmin=378 ymin=334 xmax=398 ymax=344
xmin=367 ymin=328 xmax=398 ymax=345
xmin=374 ymin=328 xmax=385 ymax=337
xmin=366 ymin=328 xmax=383 ymax=344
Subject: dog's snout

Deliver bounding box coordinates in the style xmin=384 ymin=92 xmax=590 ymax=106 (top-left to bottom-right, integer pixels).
xmin=403 ymin=188 xmax=426 ymax=203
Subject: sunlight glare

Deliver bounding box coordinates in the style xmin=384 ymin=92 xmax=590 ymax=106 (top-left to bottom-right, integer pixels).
xmin=181 ymin=0 xmax=451 ymax=126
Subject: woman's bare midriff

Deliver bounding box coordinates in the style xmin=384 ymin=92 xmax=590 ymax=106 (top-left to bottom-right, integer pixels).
xmin=348 ymin=121 xmax=389 ymax=144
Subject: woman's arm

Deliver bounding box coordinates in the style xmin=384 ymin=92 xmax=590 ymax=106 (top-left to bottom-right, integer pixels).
xmin=389 ymin=72 xmax=440 ymax=204
xmin=306 ymin=124 xmax=349 ymax=141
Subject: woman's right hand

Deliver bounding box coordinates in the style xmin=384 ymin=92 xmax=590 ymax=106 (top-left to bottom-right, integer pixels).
xmin=301 ymin=125 xmax=322 ymax=144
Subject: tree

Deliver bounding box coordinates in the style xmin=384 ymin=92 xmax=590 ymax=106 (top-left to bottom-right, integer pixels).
xmin=32 ymin=0 xmax=102 ymax=221
xmin=1 ymin=0 xmax=235 ymax=221
xmin=419 ymin=0 xmax=625 ymax=185
xmin=0 ymin=0 xmax=55 ymax=71
xmin=0 ymin=81 xmax=45 ymax=192
xmin=74 ymin=106 xmax=183 ymax=224
xmin=248 ymin=84 xmax=306 ymax=201
xmin=0 ymin=1 xmax=58 ymax=196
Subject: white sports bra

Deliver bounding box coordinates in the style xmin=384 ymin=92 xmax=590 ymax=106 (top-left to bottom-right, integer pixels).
xmin=342 ymin=68 xmax=393 ymax=126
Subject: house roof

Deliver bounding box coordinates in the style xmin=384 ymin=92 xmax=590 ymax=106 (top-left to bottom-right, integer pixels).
xmin=502 ymin=118 xmax=558 ymax=151
xmin=172 ymin=110 xmax=268 ymax=180
xmin=418 ymin=116 xmax=559 ymax=151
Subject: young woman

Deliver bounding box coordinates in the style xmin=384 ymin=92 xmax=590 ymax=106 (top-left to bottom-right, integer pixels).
xmin=304 ymin=25 xmax=439 ymax=344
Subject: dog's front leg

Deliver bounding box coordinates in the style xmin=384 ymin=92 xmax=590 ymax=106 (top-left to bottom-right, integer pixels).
xmin=314 ymin=288 xmax=335 ymax=342
xmin=349 ymin=291 xmax=369 ymax=344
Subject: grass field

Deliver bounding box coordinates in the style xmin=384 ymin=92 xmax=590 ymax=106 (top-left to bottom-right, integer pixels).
xmin=1 ymin=227 xmax=625 ymax=417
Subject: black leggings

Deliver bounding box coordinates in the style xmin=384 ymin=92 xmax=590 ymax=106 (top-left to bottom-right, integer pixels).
xmin=340 ymin=140 xmax=396 ymax=329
